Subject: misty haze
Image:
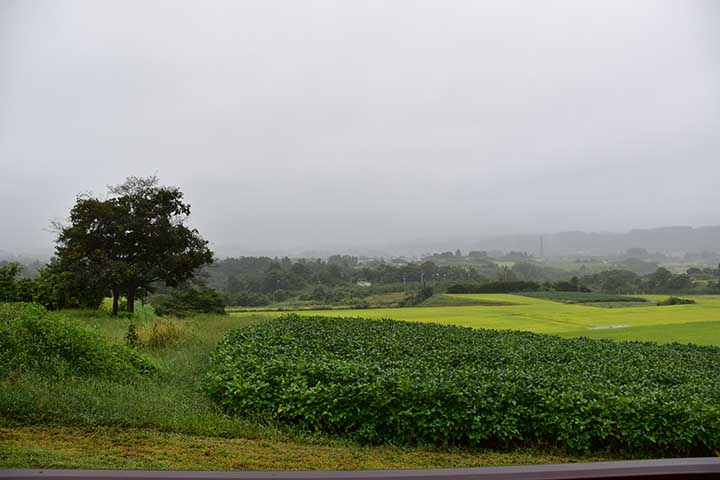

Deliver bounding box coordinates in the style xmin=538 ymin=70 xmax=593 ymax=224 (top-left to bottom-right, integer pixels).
xmin=1 ymin=0 xmax=719 ymax=257
xmin=2 ymin=0 xmax=720 ymax=474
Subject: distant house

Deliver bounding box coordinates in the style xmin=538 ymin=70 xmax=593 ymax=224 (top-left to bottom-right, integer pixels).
xmin=356 ymin=281 xmax=372 ymax=287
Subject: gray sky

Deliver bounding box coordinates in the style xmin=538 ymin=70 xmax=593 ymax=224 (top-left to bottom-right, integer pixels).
xmin=1 ymin=0 xmax=719 ymax=256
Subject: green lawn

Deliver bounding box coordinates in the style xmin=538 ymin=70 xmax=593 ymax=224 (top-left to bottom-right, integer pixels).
xmin=231 ymin=294 xmax=720 ymax=346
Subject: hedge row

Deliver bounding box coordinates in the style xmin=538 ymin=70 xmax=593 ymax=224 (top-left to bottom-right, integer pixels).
xmin=446 ymin=281 xmax=540 ymax=293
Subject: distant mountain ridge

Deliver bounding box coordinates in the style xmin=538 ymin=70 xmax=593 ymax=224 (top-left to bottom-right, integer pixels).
xmin=431 ymin=226 xmax=720 ymax=257
xmin=5 ymin=225 xmax=720 ymax=261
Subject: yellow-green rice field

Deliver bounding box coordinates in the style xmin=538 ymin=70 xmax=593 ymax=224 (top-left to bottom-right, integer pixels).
xmin=231 ymin=294 xmax=720 ymax=346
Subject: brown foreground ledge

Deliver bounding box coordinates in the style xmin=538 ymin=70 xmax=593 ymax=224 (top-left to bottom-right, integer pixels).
xmin=1 ymin=458 xmax=720 ymax=480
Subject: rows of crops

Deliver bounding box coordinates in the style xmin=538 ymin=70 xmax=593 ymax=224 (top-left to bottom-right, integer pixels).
xmin=207 ymin=315 xmax=720 ymax=455
xmin=517 ymin=291 xmax=647 ymax=303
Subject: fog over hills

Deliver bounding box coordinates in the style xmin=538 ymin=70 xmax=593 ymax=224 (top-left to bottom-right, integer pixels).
xmin=412 ymin=225 xmax=720 ymax=258
xmin=210 ymin=225 xmax=720 ymax=259
xmin=3 ymin=225 xmax=720 ymax=262
xmin=1 ymin=1 xmax=718 ymax=259
xmin=0 ymin=225 xmax=720 ymax=263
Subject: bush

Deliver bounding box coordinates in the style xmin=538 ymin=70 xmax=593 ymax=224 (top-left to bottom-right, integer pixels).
xmin=272 ymin=289 xmax=290 ymax=302
xmin=207 ymin=315 xmax=720 ymax=455
xmin=124 ymin=321 xmax=142 ymax=348
xmin=153 ymin=288 xmax=226 ymax=317
xmin=519 ymin=292 xmax=647 ymax=303
xmin=447 ymin=281 xmax=540 ymax=294
xmin=0 ymin=302 xmax=157 ymax=377
xmin=402 ymin=286 xmax=433 ymax=306
xmin=227 ymin=292 xmax=271 ymax=307
xmin=657 ymin=296 xmax=696 ymax=306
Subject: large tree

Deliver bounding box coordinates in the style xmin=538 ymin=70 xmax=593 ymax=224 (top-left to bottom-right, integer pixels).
xmin=56 ymin=176 xmax=213 ymax=315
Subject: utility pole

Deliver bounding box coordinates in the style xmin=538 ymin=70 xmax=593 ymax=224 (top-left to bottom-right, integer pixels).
xmin=539 ymin=236 xmax=544 ymax=258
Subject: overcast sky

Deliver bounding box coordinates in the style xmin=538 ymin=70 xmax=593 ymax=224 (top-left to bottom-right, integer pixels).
xmin=1 ymin=0 xmax=719 ymax=256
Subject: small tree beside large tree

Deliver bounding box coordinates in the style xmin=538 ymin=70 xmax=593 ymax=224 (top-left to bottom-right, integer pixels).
xmin=55 ymin=176 xmax=213 ymax=315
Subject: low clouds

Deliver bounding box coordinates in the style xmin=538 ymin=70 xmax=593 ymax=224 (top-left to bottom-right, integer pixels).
xmin=1 ymin=0 xmax=718 ymax=255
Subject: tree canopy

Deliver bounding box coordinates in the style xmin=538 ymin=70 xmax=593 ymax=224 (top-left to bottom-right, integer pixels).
xmin=55 ymin=176 xmax=213 ymax=315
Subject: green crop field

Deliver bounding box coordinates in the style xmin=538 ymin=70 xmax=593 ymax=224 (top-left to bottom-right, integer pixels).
xmin=207 ymin=314 xmax=720 ymax=455
xmin=0 ymin=303 xmax=614 ymax=469
xmin=231 ymin=294 xmax=720 ymax=346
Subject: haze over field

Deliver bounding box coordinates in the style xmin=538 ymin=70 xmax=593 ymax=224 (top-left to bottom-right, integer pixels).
xmin=1 ymin=0 xmax=719 ymax=256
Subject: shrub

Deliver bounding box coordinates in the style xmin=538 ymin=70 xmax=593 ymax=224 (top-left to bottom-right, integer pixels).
xmin=207 ymin=315 xmax=720 ymax=455
xmin=153 ymin=288 xmax=226 ymax=317
xmin=447 ymin=281 xmax=540 ymax=294
xmin=402 ymin=286 xmax=434 ymax=306
xmin=225 ymin=292 xmax=271 ymax=307
xmin=124 ymin=321 xmax=142 ymax=348
xmin=0 ymin=302 xmax=157 ymax=377
xmin=657 ymin=296 xmax=696 ymax=306
xmin=519 ymin=291 xmax=647 ymax=303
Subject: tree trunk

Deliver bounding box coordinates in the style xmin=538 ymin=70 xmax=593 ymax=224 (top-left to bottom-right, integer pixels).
xmin=112 ymin=289 xmax=120 ymax=317
xmin=127 ymin=287 xmax=135 ymax=314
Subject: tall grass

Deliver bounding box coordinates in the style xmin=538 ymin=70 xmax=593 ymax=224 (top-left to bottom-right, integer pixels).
xmin=0 ymin=309 xmax=312 ymax=442
xmin=0 ymin=303 xmax=156 ymax=377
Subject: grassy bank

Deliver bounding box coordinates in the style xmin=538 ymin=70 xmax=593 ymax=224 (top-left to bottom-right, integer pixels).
xmin=0 ymin=426 xmax=613 ymax=470
xmin=0 ymin=307 xmax=612 ymax=470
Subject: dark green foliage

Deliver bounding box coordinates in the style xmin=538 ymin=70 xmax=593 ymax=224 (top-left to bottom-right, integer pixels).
xmin=657 ymin=297 xmax=696 ymax=306
xmin=551 ymin=276 xmax=591 ymax=292
xmin=37 ymin=259 xmax=107 ymax=310
xmin=207 ymin=315 xmax=720 ymax=455
xmin=14 ymin=278 xmax=38 ymax=302
xmin=613 ymin=258 xmax=659 ymax=276
xmin=55 ymin=176 xmax=213 ymax=314
xmin=519 ymin=292 xmax=647 ymax=304
xmin=0 ymin=260 xmax=105 ymax=310
xmin=227 ymin=292 xmax=271 ymax=307
xmin=210 ymin=257 xmax=489 ymax=306
xmin=0 ymin=302 xmax=156 ymax=377
xmin=272 ymin=289 xmax=290 ymax=302
xmin=417 ymin=285 xmax=434 ymax=301
xmin=0 ymin=263 xmax=22 ymax=301
xmin=419 ymin=294 xmax=516 ymax=307
xmin=578 ymin=270 xmax=642 ymax=294
xmin=447 ymin=281 xmax=540 ymax=294
xmin=153 ymin=288 xmax=226 ymax=317
xmin=511 ymin=262 xmax=571 ymax=283
xmin=124 ymin=321 xmax=142 ymax=348
xmin=579 ymin=268 xmax=697 ymax=295
xmin=406 ymin=285 xmax=434 ymax=306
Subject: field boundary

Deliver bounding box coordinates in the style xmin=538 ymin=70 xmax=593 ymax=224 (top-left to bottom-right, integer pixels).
xmin=3 ymin=458 xmax=720 ymax=480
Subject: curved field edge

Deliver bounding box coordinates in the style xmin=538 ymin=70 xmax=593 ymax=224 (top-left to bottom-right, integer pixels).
xmin=0 ymin=426 xmax=614 ymax=471
xmin=419 ymin=294 xmax=520 ymax=307
xmin=228 ymin=295 xmax=720 ymax=346
xmin=206 ymin=315 xmax=720 ymax=455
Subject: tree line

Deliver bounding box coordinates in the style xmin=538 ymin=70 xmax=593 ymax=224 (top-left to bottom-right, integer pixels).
xmin=3 ymin=175 xmax=718 ymax=311
xmin=206 ymin=256 xmax=491 ymax=306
